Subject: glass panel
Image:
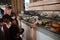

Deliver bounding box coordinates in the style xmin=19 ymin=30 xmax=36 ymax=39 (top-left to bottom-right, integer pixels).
xmin=23 ymin=11 xmax=60 ymax=35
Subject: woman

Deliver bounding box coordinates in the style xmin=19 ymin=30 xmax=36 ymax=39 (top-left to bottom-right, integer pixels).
xmin=4 ymin=4 xmax=12 ymax=16
xmin=9 ymin=19 xmax=23 ymax=40
xmin=2 ymin=14 xmax=12 ymax=40
xmin=0 ymin=19 xmax=5 ymax=40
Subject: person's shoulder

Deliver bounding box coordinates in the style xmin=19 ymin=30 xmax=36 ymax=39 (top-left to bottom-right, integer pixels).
xmin=4 ymin=8 xmax=7 ymax=11
xmin=2 ymin=23 xmax=6 ymax=27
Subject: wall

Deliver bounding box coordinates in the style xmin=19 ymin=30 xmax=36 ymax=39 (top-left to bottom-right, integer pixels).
xmin=12 ymin=0 xmax=24 ymax=14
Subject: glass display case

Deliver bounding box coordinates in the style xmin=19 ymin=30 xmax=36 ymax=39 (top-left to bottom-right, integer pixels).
xmin=23 ymin=11 xmax=60 ymax=35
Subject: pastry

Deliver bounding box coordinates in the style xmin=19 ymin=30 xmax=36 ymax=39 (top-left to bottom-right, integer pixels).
xmin=38 ymin=20 xmax=43 ymax=25
xmin=51 ymin=27 xmax=59 ymax=32
xmin=52 ymin=23 xmax=60 ymax=28
xmin=45 ymin=23 xmax=52 ymax=28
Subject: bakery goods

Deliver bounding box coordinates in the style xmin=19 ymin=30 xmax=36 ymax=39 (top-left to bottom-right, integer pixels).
xmin=52 ymin=22 xmax=60 ymax=28
xmin=51 ymin=27 xmax=59 ymax=32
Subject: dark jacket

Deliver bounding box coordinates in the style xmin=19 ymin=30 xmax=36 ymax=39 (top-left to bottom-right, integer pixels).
xmin=9 ymin=25 xmax=22 ymax=40
xmin=0 ymin=28 xmax=4 ymax=40
xmin=3 ymin=24 xmax=10 ymax=40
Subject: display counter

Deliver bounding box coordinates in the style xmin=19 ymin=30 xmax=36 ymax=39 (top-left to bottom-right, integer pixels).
xmin=22 ymin=20 xmax=60 ymax=40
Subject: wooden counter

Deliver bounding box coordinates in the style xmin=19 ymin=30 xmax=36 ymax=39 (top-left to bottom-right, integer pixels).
xmin=28 ymin=0 xmax=60 ymax=10
xmin=29 ymin=0 xmax=60 ymax=7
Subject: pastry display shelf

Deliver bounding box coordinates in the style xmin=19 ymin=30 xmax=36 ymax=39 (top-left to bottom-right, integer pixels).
xmin=24 ymin=11 xmax=60 ymax=22
xmin=38 ymin=16 xmax=60 ymax=22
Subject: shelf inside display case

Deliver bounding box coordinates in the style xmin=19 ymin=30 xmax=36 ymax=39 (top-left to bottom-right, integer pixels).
xmin=24 ymin=11 xmax=60 ymax=21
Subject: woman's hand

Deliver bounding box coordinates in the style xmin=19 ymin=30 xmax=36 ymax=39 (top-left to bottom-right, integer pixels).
xmin=16 ymin=33 xmax=20 ymax=38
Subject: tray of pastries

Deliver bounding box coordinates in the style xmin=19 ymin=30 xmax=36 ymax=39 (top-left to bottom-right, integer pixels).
xmin=45 ymin=22 xmax=60 ymax=33
xmin=38 ymin=19 xmax=51 ymax=25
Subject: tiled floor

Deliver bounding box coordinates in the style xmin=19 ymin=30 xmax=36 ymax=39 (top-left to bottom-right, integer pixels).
xmin=21 ymin=21 xmax=33 ymax=40
xmin=21 ymin=22 xmax=27 ymax=40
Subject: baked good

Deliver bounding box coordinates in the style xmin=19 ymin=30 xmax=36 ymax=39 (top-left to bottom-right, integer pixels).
xmin=45 ymin=23 xmax=52 ymax=28
xmin=52 ymin=22 xmax=60 ymax=28
xmin=51 ymin=27 xmax=59 ymax=32
xmin=38 ymin=20 xmax=43 ymax=25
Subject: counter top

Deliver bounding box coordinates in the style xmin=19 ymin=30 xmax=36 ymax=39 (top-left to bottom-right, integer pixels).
xmin=22 ymin=20 xmax=60 ymax=40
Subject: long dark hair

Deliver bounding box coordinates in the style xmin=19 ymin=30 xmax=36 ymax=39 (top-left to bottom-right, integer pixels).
xmin=2 ymin=14 xmax=13 ymax=22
